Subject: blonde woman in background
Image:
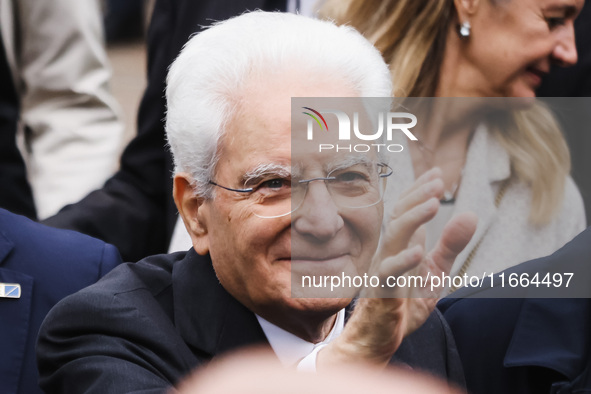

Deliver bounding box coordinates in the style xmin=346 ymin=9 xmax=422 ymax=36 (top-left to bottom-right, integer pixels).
xmin=320 ymin=0 xmax=586 ymax=283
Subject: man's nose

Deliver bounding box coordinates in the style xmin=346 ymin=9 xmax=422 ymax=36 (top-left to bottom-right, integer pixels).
xmin=552 ymin=22 xmax=578 ymax=67
xmin=292 ymin=181 xmax=344 ymax=241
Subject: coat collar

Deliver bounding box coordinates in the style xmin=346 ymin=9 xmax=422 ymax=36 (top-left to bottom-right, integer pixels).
xmin=503 ymin=228 xmax=591 ymax=380
xmin=448 ymin=124 xmax=511 ymax=273
xmin=464 ymin=123 xmax=511 ymax=185
xmin=172 ymin=249 xmax=268 ymax=357
xmin=386 ymin=125 xmax=512 ymax=273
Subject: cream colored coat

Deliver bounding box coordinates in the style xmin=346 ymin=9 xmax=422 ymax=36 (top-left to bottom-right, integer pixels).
xmin=384 ymin=125 xmax=586 ymax=279
xmin=0 ymin=0 xmax=124 ymax=219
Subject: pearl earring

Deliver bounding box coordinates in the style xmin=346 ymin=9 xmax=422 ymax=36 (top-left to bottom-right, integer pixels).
xmin=458 ymin=21 xmax=471 ymax=38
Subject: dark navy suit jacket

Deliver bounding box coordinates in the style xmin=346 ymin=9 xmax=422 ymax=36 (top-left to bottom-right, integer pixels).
xmin=438 ymin=228 xmax=591 ymax=393
xmin=0 ymin=208 xmax=122 ymax=394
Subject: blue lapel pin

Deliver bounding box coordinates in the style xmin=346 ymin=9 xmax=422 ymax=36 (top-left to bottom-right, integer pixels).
xmin=0 ymin=283 xmax=21 ymax=299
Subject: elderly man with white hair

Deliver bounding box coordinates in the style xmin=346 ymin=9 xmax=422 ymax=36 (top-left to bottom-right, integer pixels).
xmin=37 ymin=11 xmax=477 ymax=393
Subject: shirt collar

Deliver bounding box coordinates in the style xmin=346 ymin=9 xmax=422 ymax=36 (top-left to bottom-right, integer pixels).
xmin=256 ymin=309 xmax=345 ymax=366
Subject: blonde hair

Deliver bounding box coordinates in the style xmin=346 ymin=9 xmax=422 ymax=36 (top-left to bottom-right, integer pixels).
xmin=320 ymin=0 xmax=571 ymax=225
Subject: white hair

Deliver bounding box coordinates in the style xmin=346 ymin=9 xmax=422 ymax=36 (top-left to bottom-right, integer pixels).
xmin=165 ymin=11 xmax=392 ymax=198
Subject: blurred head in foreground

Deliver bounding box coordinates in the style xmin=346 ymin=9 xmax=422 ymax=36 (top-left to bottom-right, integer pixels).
xmin=176 ymin=349 xmax=462 ymax=394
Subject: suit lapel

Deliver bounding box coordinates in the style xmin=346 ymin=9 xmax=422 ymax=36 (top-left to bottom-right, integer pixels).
xmin=172 ymin=250 xmax=268 ymax=359
xmin=0 ymin=228 xmax=34 ymax=394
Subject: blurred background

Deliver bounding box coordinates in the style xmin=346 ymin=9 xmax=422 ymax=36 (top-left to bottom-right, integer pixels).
xmin=103 ymin=0 xmax=153 ymax=144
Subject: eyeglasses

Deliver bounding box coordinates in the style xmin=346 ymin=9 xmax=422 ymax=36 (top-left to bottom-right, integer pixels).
xmin=209 ymin=162 xmax=393 ymax=219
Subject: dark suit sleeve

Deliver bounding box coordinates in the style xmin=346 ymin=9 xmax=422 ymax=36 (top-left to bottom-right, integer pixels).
xmin=41 ymin=0 xmax=178 ymax=262
xmin=38 ymin=294 xmax=166 ymax=393
xmin=392 ymin=310 xmax=466 ymax=389
xmin=37 ymin=281 xmax=195 ymax=394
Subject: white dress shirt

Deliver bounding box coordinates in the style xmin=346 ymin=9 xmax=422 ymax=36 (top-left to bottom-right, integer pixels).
xmin=256 ymin=309 xmax=345 ymax=370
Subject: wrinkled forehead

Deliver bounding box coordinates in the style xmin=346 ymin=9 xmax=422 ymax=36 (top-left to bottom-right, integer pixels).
xmin=291 ymin=152 xmax=381 ymax=178
xmin=218 ymin=74 xmax=374 ymax=178
xmin=239 ymin=153 xmax=380 ymax=183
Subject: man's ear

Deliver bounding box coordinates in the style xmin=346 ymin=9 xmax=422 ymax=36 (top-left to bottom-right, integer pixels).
xmin=173 ymin=173 xmax=210 ymax=255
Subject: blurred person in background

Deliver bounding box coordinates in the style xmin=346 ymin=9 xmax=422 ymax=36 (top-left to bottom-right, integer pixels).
xmin=0 ymin=0 xmax=124 ymax=220
xmin=0 ymin=208 xmax=121 ymax=394
xmin=320 ymin=0 xmax=586 ymax=284
xmin=176 ymin=348 xmax=463 ymax=394
xmin=538 ymin=1 xmax=591 ymax=225
xmin=43 ymin=0 xmax=315 ymax=262
xmin=103 ymin=0 xmax=146 ymax=43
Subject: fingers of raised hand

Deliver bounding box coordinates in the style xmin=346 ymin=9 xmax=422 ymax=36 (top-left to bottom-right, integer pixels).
xmin=366 ymin=245 xmax=423 ymax=298
xmin=375 ymin=245 xmax=423 ymax=278
xmin=428 ymin=211 xmax=478 ymax=274
xmin=396 ymin=167 xmax=443 ymax=204
xmin=389 ymin=177 xmax=443 ymax=221
xmin=379 ymin=197 xmax=439 ymax=261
